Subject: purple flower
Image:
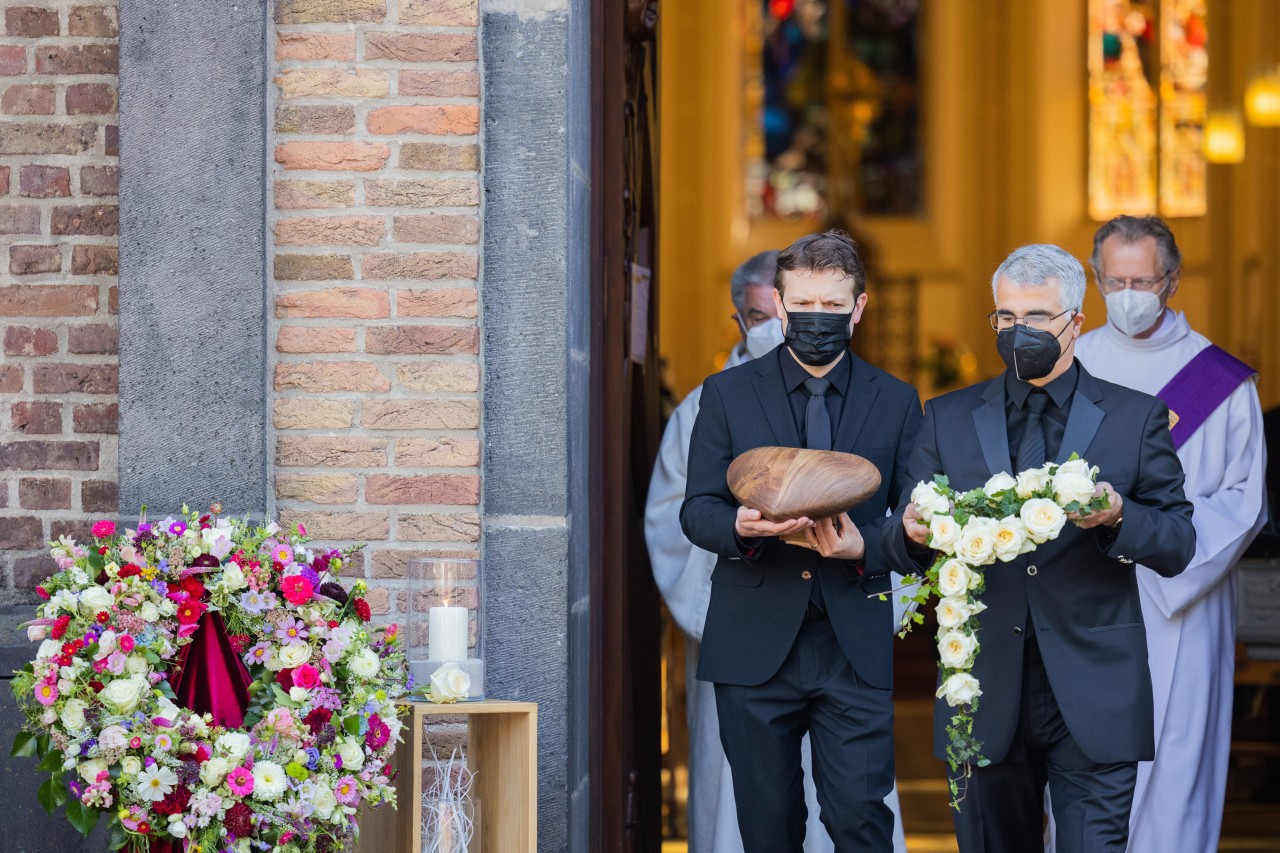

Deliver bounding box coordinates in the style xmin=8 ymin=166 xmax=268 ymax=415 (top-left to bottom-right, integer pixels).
xmin=137 ymin=523 xmax=152 ymax=535
xmin=275 ymin=617 xmax=309 ymax=646
xmin=243 ymin=641 xmax=272 ymax=668
xmin=169 ymin=520 xmax=187 ymax=536
xmin=300 ymin=567 xmax=320 ymax=589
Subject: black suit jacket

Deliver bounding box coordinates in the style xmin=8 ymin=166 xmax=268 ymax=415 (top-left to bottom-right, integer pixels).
xmin=882 ymin=362 xmax=1195 ymax=765
xmin=681 ymin=347 xmax=923 ymax=688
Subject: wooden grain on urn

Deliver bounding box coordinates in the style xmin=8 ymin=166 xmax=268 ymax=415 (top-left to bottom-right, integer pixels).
xmin=727 ymin=446 xmax=882 ymax=522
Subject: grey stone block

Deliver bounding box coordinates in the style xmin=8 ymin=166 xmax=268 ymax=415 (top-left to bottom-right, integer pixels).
xmin=117 ymin=1 xmax=268 ymax=516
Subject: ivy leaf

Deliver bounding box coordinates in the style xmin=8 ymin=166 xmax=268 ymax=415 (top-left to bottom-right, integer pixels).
xmin=66 ymin=796 xmax=100 ymax=837
xmin=36 ymin=747 xmax=64 ymax=773
xmin=108 ymin=823 xmax=130 ymax=851
xmin=344 ymin=714 xmax=361 ymax=736
xmin=11 ymin=731 xmax=36 ymax=758
xmin=37 ymin=775 xmax=67 ymax=815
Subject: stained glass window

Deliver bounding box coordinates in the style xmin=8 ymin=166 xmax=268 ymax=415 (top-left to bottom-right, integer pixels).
xmin=1088 ymin=0 xmax=1207 ymax=220
xmin=748 ymin=0 xmax=922 ymax=221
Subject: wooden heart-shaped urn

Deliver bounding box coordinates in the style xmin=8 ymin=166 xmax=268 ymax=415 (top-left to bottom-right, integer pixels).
xmin=727 ymin=446 xmax=882 ymax=522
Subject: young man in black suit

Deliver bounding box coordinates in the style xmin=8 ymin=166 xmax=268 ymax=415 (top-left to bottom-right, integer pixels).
xmin=681 ymin=230 xmax=923 ymax=852
xmin=883 ymin=244 xmax=1195 ymax=853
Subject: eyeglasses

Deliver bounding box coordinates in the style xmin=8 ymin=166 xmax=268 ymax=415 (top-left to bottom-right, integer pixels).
xmin=731 ymin=310 xmax=774 ymax=331
xmin=1097 ymin=271 xmax=1171 ymax=293
xmin=988 ymin=307 xmax=1075 ymax=333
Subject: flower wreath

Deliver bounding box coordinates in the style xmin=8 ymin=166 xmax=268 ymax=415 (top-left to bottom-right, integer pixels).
xmin=10 ymin=505 xmax=407 ymax=853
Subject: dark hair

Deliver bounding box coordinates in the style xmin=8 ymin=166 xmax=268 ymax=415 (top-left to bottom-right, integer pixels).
xmin=1090 ymin=215 xmax=1182 ymax=277
xmin=774 ymin=230 xmax=866 ymax=296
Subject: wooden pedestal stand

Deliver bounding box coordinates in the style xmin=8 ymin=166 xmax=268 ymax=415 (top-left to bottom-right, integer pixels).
xmin=356 ymin=699 xmax=538 ymax=853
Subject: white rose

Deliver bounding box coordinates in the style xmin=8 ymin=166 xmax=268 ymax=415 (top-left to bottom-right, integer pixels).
xmin=57 ymin=678 xmax=74 ymax=694
xmin=126 ymin=654 xmax=150 ymax=675
xmin=78 ymin=586 xmax=115 ymax=617
xmin=910 ymin=481 xmax=950 ymax=522
xmin=36 ymin=639 xmax=61 ymax=660
xmin=121 ymin=756 xmax=142 ymax=777
xmin=99 ymin=675 xmax=147 ymax=714
xmin=167 ymin=816 xmax=189 ymax=839
xmin=936 ymin=596 xmax=987 ymax=629
xmin=928 ymin=514 xmax=961 ymax=554
xmin=41 ymin=708 xmax=57 ymax=726
xmin=1015 ymin=462 xmax=1054 ymax=499
xmin=26 ymin=624 xmax=48 ymax=641
xmin=349 ymin=648 xmax=380 ymax=680
xmin=216 ymin=732 xmax=251 ymax=763
xmin=983 ymin=472 xmax=1017 ymax=494
xmin=937 ymin=629 xmax=979 ymax=670
xmin=219 ymin=564 xmax=247 ymax=592
xmin=289 ymin=686 xmax=310 ymax=703
xmin=1055 ymin=458 xmax=1092 ymax=478
xmin=936 ymin=672 xmax=983 ymax=708
xmin=59 ymin=699 xmax=87 ymax=731
xmin=77 ymin=758 xmax=107 ymax=783
xmin=312 ymin=786 xmax=338 ymax=820
xmin=98 ymin=724 xmax=129 ymax=750
xmin=1052 ymin=469 xmax=1097 ymax=507
xmin=956 ymin=517 xmax=999 ymax=566
xmin=138 ymin=601 xmax=160 ymax=622
xmin=277 ymin=643 xmax=312 ymax=669
xmin=935 ymin=559 xmax=973 ymax=598
xmin=51 ymin=590 xmax=78 ymax=614
xmin=429 ymin=662 xmax=471 ymax=702
xmin=1021 ymin=498 xmax=1067 ymax=544
xmin=252 ymin=760 xmax=288 ymax=801
xmin=95 ymin=629 xmax=117 ymax=659
xmin=992 ymin=516 xmax=1031 ymax=562
xmin=336 ymin=740 xmax=365 ymax=771
xmin=200 ymin=756 xmax=229 ymax=788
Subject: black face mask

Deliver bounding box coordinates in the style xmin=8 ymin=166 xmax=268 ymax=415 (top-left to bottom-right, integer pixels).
xmin=784 ymin=311 xmax=854 ymax=366
xmin=996 ymin=322 xmax=1067 ymax=381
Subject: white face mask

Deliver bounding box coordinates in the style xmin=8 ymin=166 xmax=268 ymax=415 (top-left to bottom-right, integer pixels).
xmin=1104 ymin=288 xmax=1165 ymax=337
xmin=744 ymin=317 xmax=784 ymax=359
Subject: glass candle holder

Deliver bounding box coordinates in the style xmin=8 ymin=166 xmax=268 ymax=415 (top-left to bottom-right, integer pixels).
xmin=422 ymin=796 xmax=481 ymax=853
xmin=408 ymin=557 xmax=484 ymax=699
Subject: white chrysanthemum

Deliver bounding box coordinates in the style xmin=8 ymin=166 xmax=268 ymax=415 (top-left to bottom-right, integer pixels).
xmin=134 ymin=764 xmax=178 ymax=802
xmin=252 ymin=760 xmax=288 ymax=801
xmin=349 ymin=648 xmax=380 ymax=679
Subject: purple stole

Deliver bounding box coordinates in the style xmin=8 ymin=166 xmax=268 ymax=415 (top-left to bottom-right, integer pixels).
xmin=1155 ymin=344 xmax=1256 ymax=450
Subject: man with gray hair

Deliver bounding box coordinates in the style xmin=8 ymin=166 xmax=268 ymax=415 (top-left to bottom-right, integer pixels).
xmin=883 ymin=244 xmax=1195 ymax=852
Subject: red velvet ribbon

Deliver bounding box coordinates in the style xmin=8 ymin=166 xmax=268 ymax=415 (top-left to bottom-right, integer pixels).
xmin=142 ymin=610 xmax=253 ymax=853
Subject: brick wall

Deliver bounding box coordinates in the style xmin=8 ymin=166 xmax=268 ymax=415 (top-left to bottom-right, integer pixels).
xmin=270 ymin=0 xmax=483 ymax=645
xmin=0 ymin=1 xmax=118 ymax=601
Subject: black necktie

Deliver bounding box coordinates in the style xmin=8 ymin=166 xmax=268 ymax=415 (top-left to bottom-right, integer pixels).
xmin=804 ymin=377 xmax=832 ymax=451
xmin=1017 ymin=391 xmax=1049 ymax=471
xmin=803 ymin=376 xmax=831 ymax=610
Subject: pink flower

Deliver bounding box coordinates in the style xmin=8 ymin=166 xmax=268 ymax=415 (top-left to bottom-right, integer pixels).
xmin=118 ymin=634 xmax=135 ymax=653
xmin=297 ymin=523 xmax=306 ymax=536
xmin=280 ymin=575 xmax=314 ymax=606
xmin=226 ymin=766 xmax=254 ymax=797
xmin=35 ymin=587 xmax=50 ymax=600
xmin=129 ymin=736 xmax=142 ymax=749
xmin=365 ymin=714 xmax=390 ymax=750
xmin=35 ymin=681 xmax=58 ymax=706
xmin=91 ymin=520 xmax=116 ymax=538
xmin=292 ymin=664 xmax=319 ymax=690
xmin=334 ymin=774 xmax=360 ymax=806
xmin=105 ymin=651 xmax=127 ymax=675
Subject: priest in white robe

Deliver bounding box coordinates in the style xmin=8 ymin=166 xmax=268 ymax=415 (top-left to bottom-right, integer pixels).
xmin=644 ymin=251 xmax=909 ymax=853
xmin=1067 ymin=215 xmax=1267 ymax=853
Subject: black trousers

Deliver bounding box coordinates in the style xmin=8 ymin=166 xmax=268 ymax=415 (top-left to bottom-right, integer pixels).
xmin=714 ymin=615 xmax=895 ymax=853
xmin=952 ymin=636 xmax=1138 ymax=853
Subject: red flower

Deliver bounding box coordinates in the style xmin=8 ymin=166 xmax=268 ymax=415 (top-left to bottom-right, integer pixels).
xmin=117 ymin=563 xmax=141 ymax=579
xmin=303 ymin=707 xmax=332 ymax=734
xmin=280 ymin=574 xmax=314 ymax=606
xmin=227 ymin=634 xmax=250 ymax=654
xmin=175 ymin=599 xmax=206 ymax=626
xmin=95 ymin=611 xmax=110 ymax=624
xmin=91 ymin=520 xmax=115 ymax=539
xmin=135 ymin=822 xmax=150 ymax=835
xmin=224 ymin=802 xmax=253 ymax=838
xmin=51 ymin=615 xmax=71 ymax=640
xmin=177 ymin=576 xmax=206 ymax=600
xmin=88 ymin=680 xmax=103 ymax=692
xmin=35 ymin=586 xmax=49 ymax=600
xmin=152 ymin=785 xmax=191 ymax=816
xmin=353 ymin=597 xmax=371 ymax=622
xmin=97 ymin=546 xmax=108 ymax=556
xmin=275 ymin=668 xmax=295 ymax=691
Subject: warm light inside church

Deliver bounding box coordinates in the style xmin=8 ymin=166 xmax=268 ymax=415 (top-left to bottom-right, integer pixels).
xmin=1204 ymin=109 xmax=1245 ymax=163
xmin=1244 ymin=69 xmax=1280 ymax=126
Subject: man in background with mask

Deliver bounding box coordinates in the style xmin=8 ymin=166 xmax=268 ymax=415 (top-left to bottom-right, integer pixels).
xmin=884 ymin=244 xmax=1194 ymax=853
xmin=1068 ymin=215 xmax=1266 ymax=853
xmin=646 ymin=250 xmax=908 ymax=853
xmin=681 ymin=231 xmax=922 ymax=852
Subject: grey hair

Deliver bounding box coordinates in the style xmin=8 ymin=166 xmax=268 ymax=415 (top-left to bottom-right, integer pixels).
xmin=730 ymin=250 xmax=780 ymax=310
xmin=990 ymin=244 xmax=1086 ymax=312
xmin=1089 ymin=214 xmax=1182 ymax=278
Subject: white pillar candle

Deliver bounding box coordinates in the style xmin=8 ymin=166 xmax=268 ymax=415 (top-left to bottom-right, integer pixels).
xmin=428 ymin=606 xmax=468 ymax=662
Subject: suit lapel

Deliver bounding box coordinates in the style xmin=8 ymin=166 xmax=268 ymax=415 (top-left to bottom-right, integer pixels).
xmin=834 ymin=354 xmax=879 ymax=452
xmin=753 ymin=352 xmax=801 ymax=447
xmin=1056 ymin=365 xmax=1106 ymax=463
xmin=972 ymin=377 xmax=1012 ymax=477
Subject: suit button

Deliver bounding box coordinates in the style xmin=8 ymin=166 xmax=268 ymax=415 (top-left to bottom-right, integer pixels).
xmin=801 ymin=571 xmax=813 ymax=580
xmin=1027 ymin=565 xmax=1038 ymax=576
xmin=1013 ymin=627 xmax=1023 ymax=636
